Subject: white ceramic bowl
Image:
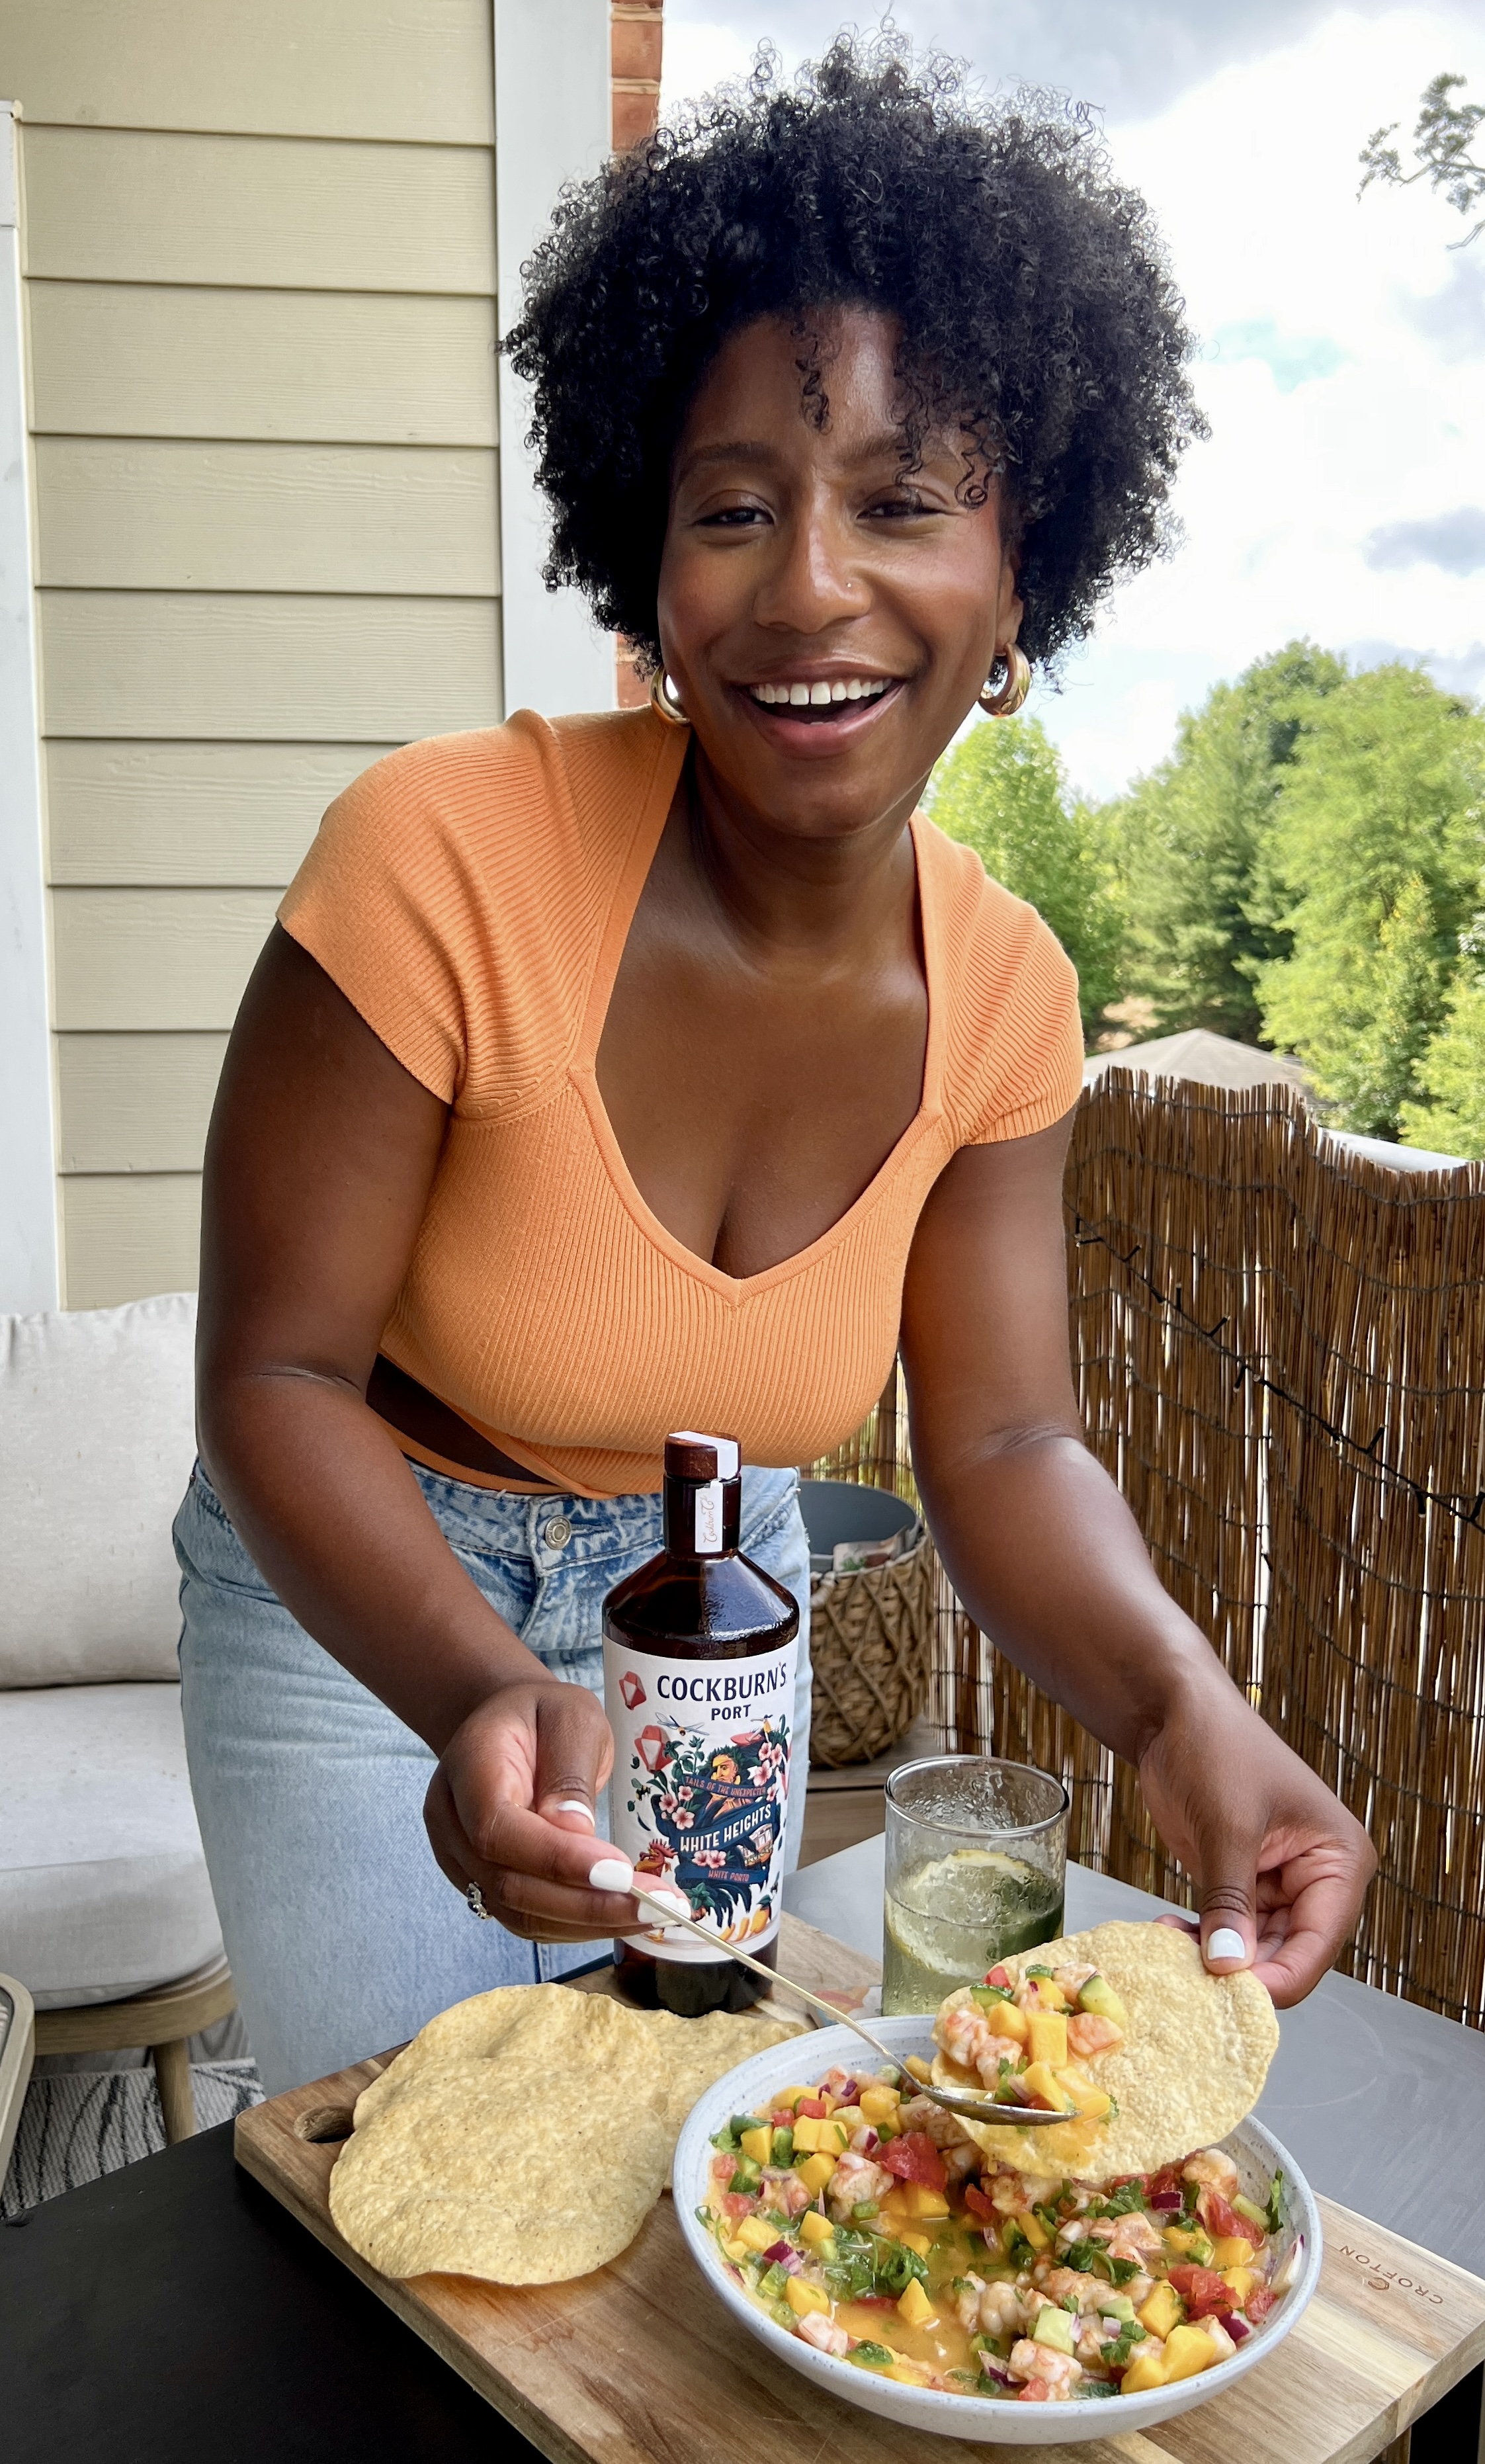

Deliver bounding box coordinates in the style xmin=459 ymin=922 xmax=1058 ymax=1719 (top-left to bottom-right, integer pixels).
xmin=675 ymin=2014 xmax=1320 ymax=2444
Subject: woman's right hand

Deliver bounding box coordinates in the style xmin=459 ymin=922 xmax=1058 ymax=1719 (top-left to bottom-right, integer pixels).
xmin=423 ymin=1679 xmax=642 ymax=1941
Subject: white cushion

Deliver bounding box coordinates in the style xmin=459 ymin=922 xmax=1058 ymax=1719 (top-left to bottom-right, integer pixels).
xmin=0 ymin=1293 xmax=196 ymax=1685
xmin=0 ymin=1683 xmax=222 ymax=2007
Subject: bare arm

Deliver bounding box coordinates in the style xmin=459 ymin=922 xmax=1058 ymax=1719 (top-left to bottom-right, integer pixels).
xmin=196 ymin=923 xmax=638 ymax=1939
xmin=900 ymin=1119 xmax=1374 ymax=2004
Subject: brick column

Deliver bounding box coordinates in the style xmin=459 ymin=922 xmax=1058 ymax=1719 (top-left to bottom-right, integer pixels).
xmin=613 ymin=0 xmax=663 ymax=707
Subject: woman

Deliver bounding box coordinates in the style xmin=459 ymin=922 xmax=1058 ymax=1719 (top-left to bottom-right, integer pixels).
xmin=178 ymin=42 xmax=1373 ymax=2093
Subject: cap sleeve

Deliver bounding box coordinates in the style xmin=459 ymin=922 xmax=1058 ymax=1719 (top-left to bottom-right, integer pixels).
xmin=277 ymin=743 xmax=473 ymax=1105
xmin=933 ymin=839 xmax=1085 ymax=1146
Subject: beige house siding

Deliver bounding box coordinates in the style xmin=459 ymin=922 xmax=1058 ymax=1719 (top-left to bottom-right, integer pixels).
xmin=1 ymin=0 xmax=504 ymax=1308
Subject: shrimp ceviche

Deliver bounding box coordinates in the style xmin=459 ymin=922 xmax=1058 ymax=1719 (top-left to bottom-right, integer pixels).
xmin=700 ymin=2044 xmax=1294 ymax=2405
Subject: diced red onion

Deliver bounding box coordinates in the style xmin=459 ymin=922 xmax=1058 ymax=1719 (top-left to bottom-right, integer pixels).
xmin=763 ymin=2240 xmax=802 ymax=2272
xmin=979 ymin=2364 xmax=1017 ymax=2388
xmin=1218 ymin=2313 xmax=1251 ymax=2341
xmin=1150 ymin=2191 xmax=1183 ymax=2211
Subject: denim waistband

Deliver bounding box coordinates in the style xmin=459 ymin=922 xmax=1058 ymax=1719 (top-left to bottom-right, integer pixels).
xmin=407 ymin=1459 xmax=802 ymax=1572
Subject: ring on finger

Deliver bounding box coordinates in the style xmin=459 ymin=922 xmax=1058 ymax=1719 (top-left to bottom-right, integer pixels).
xmin=466 ymin=1882 xmax=497 ymax=1921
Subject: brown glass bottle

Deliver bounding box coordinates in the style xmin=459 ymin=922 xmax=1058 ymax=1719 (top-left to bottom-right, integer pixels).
xmin=603 ymin=1432 xmax=800 ymax=2016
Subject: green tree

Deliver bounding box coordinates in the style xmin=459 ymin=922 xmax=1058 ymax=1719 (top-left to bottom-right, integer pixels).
xmin=1107 ymin=642 xmax=1346 ymax=1042
xmin=1254 ymin=667 xmax=1485 ymax=1136
xmin=927 ymin=714 xmax=1124 ymax=1043
xmin=1400 ymin=926 xmax=1485 ymax=1157
xmin=1361 ymin=71 xmax=1484 ymax=248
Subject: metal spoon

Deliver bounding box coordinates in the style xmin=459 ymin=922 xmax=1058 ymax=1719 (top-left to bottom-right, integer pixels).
xmin=625 ymin=1880 xmax=1074 ymax=2128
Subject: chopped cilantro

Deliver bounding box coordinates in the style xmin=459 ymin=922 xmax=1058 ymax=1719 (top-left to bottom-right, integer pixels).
xmin=1267 ymin=2170 xmax=1287 ymax=2236
xmin=850 ymin=2342 xmax=894 ymax=2369
xmin=1085 ymin=2179 xmax=1146 ymax=2220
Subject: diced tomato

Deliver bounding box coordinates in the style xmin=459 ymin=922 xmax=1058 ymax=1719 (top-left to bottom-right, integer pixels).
xmin=985 ymin=1965 xmax=1013 ymax=1989
xmin=1244 ymin=2287 xmax=1276 ymax=2323
xmin=853 ymin=2294 xmax=897 ymax=2309
xmin=1167 ymin=2264 xmax=1230 ymax=2318
xmin=1199 ymin=2189 xmax=1260 ymax=2244
xmin=878 ymin=2131 xmax=948 ymax=2192
xmin=1016 ymin=2379 xmax=1050 ymax=2403
xmin=794 ymin=2098 xmax=827 ymax=2119
xmin=963 ymin=2182 xmax=998 ymax=2221
xmin=720 ymin=2192 xmax=757 ymax=2221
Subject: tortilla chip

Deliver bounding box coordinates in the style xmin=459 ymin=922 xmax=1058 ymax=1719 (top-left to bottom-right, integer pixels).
xmin=331 ymin=1981 xmax=806 ymax=2283
xmin=329 ymin=2052 xmax=672 ymax=2284
xmin=931 ymin=1920 xmax=1278 ymax=2182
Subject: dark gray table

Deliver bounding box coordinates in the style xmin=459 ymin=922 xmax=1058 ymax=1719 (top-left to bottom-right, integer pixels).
xmin=785 ymin=1837 xmax=1485 ymax=2460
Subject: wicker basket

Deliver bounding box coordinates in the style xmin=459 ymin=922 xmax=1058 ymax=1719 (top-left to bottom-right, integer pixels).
xmin=808 ymin=1527 xmax=937 ymax=1767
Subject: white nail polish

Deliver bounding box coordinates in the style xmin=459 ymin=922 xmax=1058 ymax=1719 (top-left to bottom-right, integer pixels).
xmin=587 ymin=1855 xmax=634 ymax=1893
xmin=1207 ymin=1927 xmax=1248 ymax=1962
xmin=553 ymin=1800 xmax=596 ymax=1826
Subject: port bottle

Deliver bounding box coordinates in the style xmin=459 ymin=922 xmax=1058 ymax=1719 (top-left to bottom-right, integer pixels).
xmin=603 ymin=1432 xmax=799 ymax=2015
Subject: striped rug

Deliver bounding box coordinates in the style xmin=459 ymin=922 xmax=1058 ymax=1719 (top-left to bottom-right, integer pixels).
xmin=1 ymin=2060 xmax=265 ymax=2219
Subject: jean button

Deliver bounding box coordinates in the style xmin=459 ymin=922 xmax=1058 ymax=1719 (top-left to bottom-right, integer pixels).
xmin=542 ymin=1514 xmax=572 ymax=1550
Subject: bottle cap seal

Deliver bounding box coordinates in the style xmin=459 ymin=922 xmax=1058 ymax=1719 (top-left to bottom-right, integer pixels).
xmin=665 ymin=1430 xmax=741 ymax=1482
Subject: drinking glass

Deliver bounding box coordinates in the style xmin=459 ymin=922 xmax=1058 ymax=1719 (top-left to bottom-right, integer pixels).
xmin=882 ymin=1756 xmax=1070 ymax=2015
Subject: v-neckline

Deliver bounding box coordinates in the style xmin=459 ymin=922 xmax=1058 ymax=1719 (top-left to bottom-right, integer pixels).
xmin=569 ymin=722 xmax=946 ymax=1300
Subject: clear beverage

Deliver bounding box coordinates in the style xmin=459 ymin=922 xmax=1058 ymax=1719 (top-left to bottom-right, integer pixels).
xmin=882 ymin=1757 xmax=1070 ymax=2016
xmin=603 ymin=1431 xmax=800 ymax=2017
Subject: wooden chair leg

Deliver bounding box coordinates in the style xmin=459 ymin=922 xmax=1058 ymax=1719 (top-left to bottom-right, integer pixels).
xmin=152 ymin=2036 xmax=196 ymax=2144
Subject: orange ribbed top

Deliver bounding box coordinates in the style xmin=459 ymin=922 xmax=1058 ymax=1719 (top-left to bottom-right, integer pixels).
xmin=278 ymin=708 xmax=1082 ymax=1498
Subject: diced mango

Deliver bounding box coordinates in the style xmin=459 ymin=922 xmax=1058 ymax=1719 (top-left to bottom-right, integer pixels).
xmin=739 ymin=2125 xmax=773 ymax=2166
xmin=896 ymin=2278 xmax=936 ymax=2328
xmin=1054 ymin=2065 xmax=1112 ymax=2120
xmin=786 ymin=2277 xmax=830 ymax=2318
xmin=736 ymin=2216 xmax=776 ymax=2253
xmin=723 ymin=2236 xmax=750 ymax=2262
xmin=899 ymin=2229 xmax=933 ymax=2256
xmin=1028 ymin=1975 xmax=1070 ymax=2011
xmin=774 ymin=2086 xmax=813 ymax=2111
xmin=858 ymin=2085 xmax=900 ymax=2124
xmin=1137 ymin=2281 xmax=1183 ymax=2340
xmin=796 ymin=2152 xmax=836 ymax=2195
xmin=1163 ymin=2225 xmax=1214 ymax=2264
xmin=1222 ymin=2266 xmax=1259 ymax=2303
xmin=1210 ymin=2236 xmax=1255 ymax=2269
xmin=905 ymin=2182 xmax=951 ymax=2219
xmin=792 ymin=2117 xmax=848 ymax=2155
xmin=1120 ymin=2350 xmax=1169 ymax=2395
xmin=1007 ymin=2208 xmax=1050 ymax=2252
xmin=819 ymin=2094 xmax=838 ymax=2116
xmin=904 ymin=2056 xmax=933 ymax=2084
xmin=799 ymin=2210 xmax=835 ymax=2249
xmin=1026 ymin=2011 xmax=1069 ymax=2068
xmin=1162 ymin=2324 xmax=1220 ymax=2383
xmin=985 ymin=2000 xmax=1031 ymax=2045
xmin=1019 ymin=2060 xmax=1075 ymax=2111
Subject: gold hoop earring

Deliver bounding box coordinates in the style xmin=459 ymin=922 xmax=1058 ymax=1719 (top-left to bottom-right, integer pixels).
xmin=978 ymin=644 xmax=1031 ymax=717
xmin=649 ymin=669 xmax=691 ymax=728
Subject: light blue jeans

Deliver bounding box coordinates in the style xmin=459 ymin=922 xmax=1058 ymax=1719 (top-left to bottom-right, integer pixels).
xmin=174 ymin=1459 xmax=811 ymax=2093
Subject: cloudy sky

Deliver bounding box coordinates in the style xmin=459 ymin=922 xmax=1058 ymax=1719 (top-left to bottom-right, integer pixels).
xmin=661 ymin=3 xmax=1485 ymax=799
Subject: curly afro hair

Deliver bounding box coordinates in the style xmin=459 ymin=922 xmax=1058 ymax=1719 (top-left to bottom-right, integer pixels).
xmin=505 ymin=34 xmax=1206 ymax=672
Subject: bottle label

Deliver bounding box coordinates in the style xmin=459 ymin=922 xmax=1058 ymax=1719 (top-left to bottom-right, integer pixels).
xmin=603 ymin=1637 xmax=797 ymax=1962
xmin=694 ymin=1480 xmax=724 ymax=1554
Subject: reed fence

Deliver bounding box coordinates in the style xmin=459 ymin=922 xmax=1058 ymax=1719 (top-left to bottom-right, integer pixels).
xmin=814 ymin=1072 xmax=1485 ymax=2031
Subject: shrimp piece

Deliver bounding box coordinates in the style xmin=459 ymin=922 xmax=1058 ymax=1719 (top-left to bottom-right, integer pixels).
xmin=937 ymin=2004 xmax=998 ymax=2082
xmin=1007 ymin=2341 xmax=1083 ymax=2398
xmin=954 ymin=2273 xmax=988 ymax=2332
xmin=976 ymin=2279 xmax=1029 ymax=2341
xmin=1183 ymin=2148 xmax=1240 ymax=2197
xmin=898 ymin=2094 xmax=978 ymax=2152
xmin=1076 ymin=2312 xmax=1123 ymax=2367
xmin=1032 ymin=2265 xmax=1106 ymax=2314
xmin=826 ymin=2150 xmax=894 ymax=2223
xmin=1087 ymin=2211 xmax=1164 ymax=2264
xmin=1066 ymin=2012 xmax=1124 ymax=2058
xmin=1053 ymin=1964 xmax=1096 ymax=1996
xmin=795 ymin=2310 xmax=849 ymax=2356
xmin=1124 ymin=2336 xmax=1166 ymax=2371
xmin=762 ymin=2167 xmax=812 ymax=2218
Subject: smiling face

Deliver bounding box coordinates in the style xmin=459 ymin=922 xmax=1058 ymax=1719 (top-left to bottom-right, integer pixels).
xmin=656 ymin=306 xmax=1021 ymax=847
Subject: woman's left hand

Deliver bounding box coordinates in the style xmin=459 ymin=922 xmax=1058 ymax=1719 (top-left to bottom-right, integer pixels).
xmin=1136 ymin=1681 xmax=1376 ymax=2007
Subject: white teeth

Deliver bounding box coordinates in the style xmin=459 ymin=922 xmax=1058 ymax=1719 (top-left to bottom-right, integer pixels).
xmin=749 ymin=677 xmax=891 ymax=706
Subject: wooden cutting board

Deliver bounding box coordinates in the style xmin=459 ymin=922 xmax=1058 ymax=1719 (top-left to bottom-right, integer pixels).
xmin=235 ymin=1913 xmax=1485 ymax=2464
